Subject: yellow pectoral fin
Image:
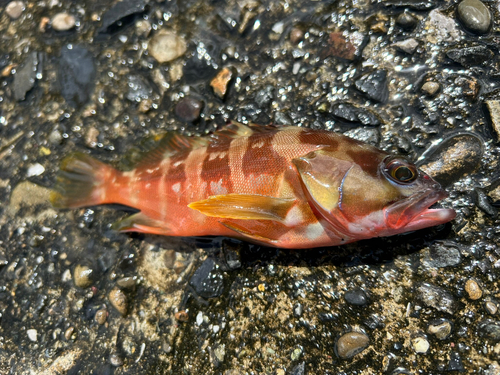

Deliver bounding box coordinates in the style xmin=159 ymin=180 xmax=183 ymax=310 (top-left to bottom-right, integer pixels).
xmin=188 ymin=194 xmax=295 ymax=222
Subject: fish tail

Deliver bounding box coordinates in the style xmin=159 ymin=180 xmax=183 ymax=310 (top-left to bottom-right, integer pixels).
xmin=50 ymin=152 xmax=118 ymax=208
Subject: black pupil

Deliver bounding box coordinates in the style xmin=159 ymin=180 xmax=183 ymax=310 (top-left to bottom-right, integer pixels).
xmin=394 ymin=166 xmax=413 ymax=181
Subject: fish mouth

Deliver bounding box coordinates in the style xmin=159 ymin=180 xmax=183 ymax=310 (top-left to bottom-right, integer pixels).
xmin=384 ymin=188 xmax=456 ymax=232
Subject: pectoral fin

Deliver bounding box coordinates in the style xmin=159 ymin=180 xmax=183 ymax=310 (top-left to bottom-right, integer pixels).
xmin=112 ymin=213 xmax=171 ymax=235
xmin=188 ymin=194 xmax=295 ymax=222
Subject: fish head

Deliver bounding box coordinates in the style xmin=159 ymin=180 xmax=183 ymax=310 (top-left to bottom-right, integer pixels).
xmin=294 ymin=146 xmax=456 ymax=240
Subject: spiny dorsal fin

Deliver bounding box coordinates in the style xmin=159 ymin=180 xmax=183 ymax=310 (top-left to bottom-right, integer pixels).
xmin=212 ymin=121 xmax=277 ymax=140
xmin=124 ymin=122 xmax=279 ymax=170
xmin=123 ymin=131 xmax=210 ymax=170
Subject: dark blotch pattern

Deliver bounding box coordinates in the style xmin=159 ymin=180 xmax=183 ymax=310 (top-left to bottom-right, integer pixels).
xmin=242 ymin=132 xmax=287 ymax=177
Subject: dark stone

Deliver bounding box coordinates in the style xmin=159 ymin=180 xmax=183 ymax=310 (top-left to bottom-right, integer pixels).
xmin=126 ymin=75 xmax=154 ymax=102
xmin=175 ymin=97 xmax=203 ymax=122
xmin=254 ymin=85 xmax=274 ymax=108
xmin=289 ymin=362 xmax=305 ymax=375
xmin=189 ymin=258 xmax=224 ymax=299
xmin=478 ymin=320 xmax=500 ymax=341
xmin=344 ymin=289 xmax=369 ymax=306
xmin=447 ymin=351 xmax=465 ymax=372
xmin=446 ymin=45 xmax=494 ymax=67
xmin=97 ymin=0 xmax=147 ymax=34
xmin=418 ymin=132 xmax=484 ymax=187
xmin=354 ymin=70 xmax=388 ymax=103
xmin=58 ymin=45 xmax=96 ymax=108
xmin=183 ymin=41 xmax=220 ymax=84
xmin=396 ymin=11 xmax=418 ymax=29
xmin=274 ymin=112 xmax=293 ymax=126
xmin=331 ymin=102 xmax=381 ymax=126
xmin=473 ymin=188 xmax=498 ymax=217
xmin=426 ymin=241 xmax=462 ymax=268
xmin=13 ymin=52 xmax=39 ymax=101
xmin=416 ymin=282 xmax=457 ymax=314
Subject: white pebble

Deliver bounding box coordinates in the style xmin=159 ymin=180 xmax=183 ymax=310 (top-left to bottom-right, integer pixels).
xmin=51 ymin=13 xmax=76 ymax=31
xmin=196 ymin=311 xmax=203 ymax=326
xmin=148 ymin=31 xmax=186 ymax=63
xmin=26 ymin=163 xmax=45 ymax=177
xmin=213 ymin=325 xmax=220 ymax=334
xmin=27 ymin=329 xmax=37 ymax=342
xmin=5 ymin=1 xmax=25 ymax=20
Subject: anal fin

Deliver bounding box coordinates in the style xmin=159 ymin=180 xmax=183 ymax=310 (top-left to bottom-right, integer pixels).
xmin=111 ymin=213 xmax=171 ymax=235
xmin=222 ymin=222 xmax=279 ymax=245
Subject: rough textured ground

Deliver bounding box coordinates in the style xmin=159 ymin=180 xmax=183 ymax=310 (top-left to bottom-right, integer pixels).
xmin=1 ymin=0 xmax=500 ymax=374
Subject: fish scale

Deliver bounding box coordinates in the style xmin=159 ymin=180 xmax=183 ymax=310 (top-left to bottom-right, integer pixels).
xmin=50 ymin=123 xmax=455 ymax=249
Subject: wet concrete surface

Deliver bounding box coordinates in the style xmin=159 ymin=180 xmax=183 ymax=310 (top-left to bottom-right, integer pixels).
xmin=1 ymin=0 xmax=500 ymax=373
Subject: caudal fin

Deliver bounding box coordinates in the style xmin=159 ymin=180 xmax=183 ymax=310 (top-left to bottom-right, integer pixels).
xmin=50 ymin=152 xmax=117 ymax=208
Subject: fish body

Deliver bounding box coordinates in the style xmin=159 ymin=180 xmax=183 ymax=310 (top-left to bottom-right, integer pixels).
xmin=51 ymin=123 xmax=455 ymax=249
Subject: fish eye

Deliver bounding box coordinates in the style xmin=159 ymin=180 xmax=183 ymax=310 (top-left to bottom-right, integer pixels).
xmin=383 ymin=158 xmax=418 ymax=184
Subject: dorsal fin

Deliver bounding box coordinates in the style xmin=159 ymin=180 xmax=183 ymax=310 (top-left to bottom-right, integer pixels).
xmin=122 ymin=122 xmax=279 ymax=170
xmin=121 ymin=131 xmax=209 ymax=170
xmin=212 ymin=121 xmax=277 ymax=140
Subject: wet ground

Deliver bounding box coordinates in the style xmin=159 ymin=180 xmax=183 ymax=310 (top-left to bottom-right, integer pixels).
xmin=1 ymin=0 xmax=500 ymax=373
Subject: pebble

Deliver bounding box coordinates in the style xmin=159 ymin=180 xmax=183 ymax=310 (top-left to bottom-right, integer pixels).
xmin=321 ymin=31 xmax=367 ymax=61
xmin=447 ymin=352 xmax=465 ymax=372
xmin=478 ymin=320 xmax=500 ymax=341
xmin=392 ymin=38 xmax=419 ymax=54
xmin=189 ymin=258 xmax=224 ymax=299
xmin=175 ymin=97 xmax=203 ymax=122
xmin=27 ymin=329 xmax=37 ymax=342
xmin=427 ymin=319 xmax=453 ymax=340
xmin=446 ymin=45 xmax=494 ymax=67
xmin=424 ymin=241 xmax=462 ymax=268
xmin=354 ymin=69 xmax=388 ymax=103
xmin=73 ymin=264 xmax=93 ymax=288
xmin=211 ymin=67 xmax=233 ymax=99
xmin=330 ymin=102 xmax=380 ymax=126
xmin=175 ymin=310 xmax=189 ymax=322
xmin=486 ymin=100 xmax=500 ymax=140
xmin=416 ymin=282 xmax=456 ymax=314
xmin=13 ymin=51 xmax=39 ymax=101
xmin=457 ymin=0 xmax=491 ymax=35
xmin=425 ymin=10 xmax=463 ymax=44
xmin=148 ymin=31 xmax=186 ymax=63
xmin=51 ymin=13 xmax=76 ymax=31
xmin=64 ymin=326 xmax=76 ymax=340
xmin=336 ymin=332 xmax=369 ymax=359
xmin=411 ymin=336 xmax=430 ymax=354
xmin=421 ymin=81 xmax=440 ymax=96
xmin=116 ymin=276 xmax=137 ymax=289
xmin=109 ymin=352 xmax=124 ymax=367
xmin=48 ymin=129 xmax=63 ymax=144
xmin=473 ymin=188 xmax=498 ymax=217
xmin=418 ymin=133 xmax=484 ymax=187
xmin=109 ymin=287 xmax=128 ymax=316
xmin=291 ymin=347 xmax=302 ymax=361
xmin=465 ymin=278 xmax=482 ymax=300
xmin=95 ymin=308 xmax=108 ymax=324
xmin=396 ymin=11 xmax=418 ymax=29
xmin=289 ymin=362 xmax=305 ymax=375
xmin=344 ymin=289 xmax=369 ymax=306
xmin=58 ymin=45 xmax=96 ymax=108
xmin=26 ymin=163 xmax=45 ymax=177
xmin=5 ymin=1 xmax=25 ymax=19
xmin=485 ymin=299 xmax=498 ymax=315
xmin=289 ymin=27 xmax=304 ymax=44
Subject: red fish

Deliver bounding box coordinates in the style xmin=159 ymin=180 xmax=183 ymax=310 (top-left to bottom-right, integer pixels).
xmin=50 ymin=123 xmax=455 ymax=249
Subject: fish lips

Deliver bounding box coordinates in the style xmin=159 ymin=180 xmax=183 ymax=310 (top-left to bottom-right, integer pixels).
xmin=384 ymin=188 xmax=456 ymax=233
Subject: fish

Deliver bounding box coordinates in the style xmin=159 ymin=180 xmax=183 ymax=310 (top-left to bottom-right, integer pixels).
xmin=50 ymin=122 xmax=456 ymax=249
